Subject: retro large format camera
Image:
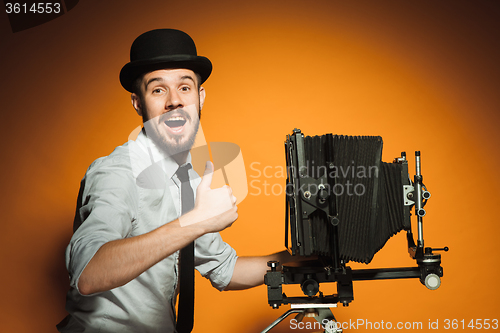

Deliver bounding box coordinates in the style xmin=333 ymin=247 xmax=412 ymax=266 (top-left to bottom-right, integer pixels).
xmin=262 ymin=129 xmax=447 ymax=333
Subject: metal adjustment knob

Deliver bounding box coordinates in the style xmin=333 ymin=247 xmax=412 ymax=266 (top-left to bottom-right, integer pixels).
xmin=425 ymin=246 xmax=449 ymax=254
xmin=318 ymin=184 xmax=329 ymax=203
xmin=424 ymin=273 xmax=441 ymax=290
xmin=267 ymin=260 xmax=279 ymax=272
xmin=301 ymin=278 xmax=319 ymax=297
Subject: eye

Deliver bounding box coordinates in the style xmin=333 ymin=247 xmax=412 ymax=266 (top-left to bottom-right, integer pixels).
xmin=180 ymin=85 xmax=191 ymax=92
xmin=152 ymin=88 xmax=163 ymax=94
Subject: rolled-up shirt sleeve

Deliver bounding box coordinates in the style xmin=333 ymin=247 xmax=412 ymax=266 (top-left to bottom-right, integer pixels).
xmin=66 ymin=155 xmax=138 ymax=295
xmin=194 ymin=233 xmax=238 ymax=291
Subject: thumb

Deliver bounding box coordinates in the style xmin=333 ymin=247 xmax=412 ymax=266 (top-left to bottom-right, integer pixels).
xmin=199 ymin=161 xmax=214 ymax=189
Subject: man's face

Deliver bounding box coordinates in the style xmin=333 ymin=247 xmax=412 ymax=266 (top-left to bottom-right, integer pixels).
xmin=132 ymin=68 xmax=205 ymax=157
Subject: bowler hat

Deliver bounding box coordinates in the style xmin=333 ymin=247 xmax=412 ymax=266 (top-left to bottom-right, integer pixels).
xmin=119 ymin=29 xmax=212 ymax=92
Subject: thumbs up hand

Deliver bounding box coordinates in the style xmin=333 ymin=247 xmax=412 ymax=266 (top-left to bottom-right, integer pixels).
xmin=179 ymin=161 xmax=238 ymax=231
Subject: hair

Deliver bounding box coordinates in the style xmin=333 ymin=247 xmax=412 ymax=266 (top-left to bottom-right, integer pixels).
xmin=132 ymin=75 xmax=144 ymax=99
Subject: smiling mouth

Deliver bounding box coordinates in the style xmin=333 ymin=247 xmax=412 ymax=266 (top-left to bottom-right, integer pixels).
xmin=164 ymin=116 xmax=187 ymax=129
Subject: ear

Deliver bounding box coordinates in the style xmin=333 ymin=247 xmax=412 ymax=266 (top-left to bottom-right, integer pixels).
xmin=199 ymin=87 xmax=206 ymax=110
xmin=131 ymin=93 xmax=142 ymax=117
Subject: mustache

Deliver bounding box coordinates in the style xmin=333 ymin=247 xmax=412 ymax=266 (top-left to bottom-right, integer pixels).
xmin=160 ymin=108 xmax=192 ymax=122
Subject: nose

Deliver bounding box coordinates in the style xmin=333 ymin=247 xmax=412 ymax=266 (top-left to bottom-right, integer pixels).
xmin=166 ymin=89 xmax=183 ymax=110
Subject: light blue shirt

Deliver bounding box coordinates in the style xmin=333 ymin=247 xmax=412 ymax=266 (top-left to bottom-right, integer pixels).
xmin=57 ymin=130 xmax=238 ymax=332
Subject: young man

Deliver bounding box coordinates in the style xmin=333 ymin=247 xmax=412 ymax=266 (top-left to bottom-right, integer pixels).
xmin=57 ymin=29 xmax=290 ymax=333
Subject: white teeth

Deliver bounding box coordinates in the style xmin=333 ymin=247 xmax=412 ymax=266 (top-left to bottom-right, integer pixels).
xmin=166 ymin=116 xmax=185 ymax=121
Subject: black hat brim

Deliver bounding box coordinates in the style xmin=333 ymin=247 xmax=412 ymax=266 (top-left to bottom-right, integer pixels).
xmin=119 ymin=54 xmax=212 ymax=93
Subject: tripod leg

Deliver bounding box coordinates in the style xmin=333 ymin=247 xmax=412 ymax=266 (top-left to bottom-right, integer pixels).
xmin=260 ymin=309 xmax=304 ymax=333
xmin=314 ymin=308 xmax=342 ymax=333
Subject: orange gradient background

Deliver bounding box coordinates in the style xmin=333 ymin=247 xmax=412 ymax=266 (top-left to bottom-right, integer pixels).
xmin=1 ymin=1 xmax=499 ymax=332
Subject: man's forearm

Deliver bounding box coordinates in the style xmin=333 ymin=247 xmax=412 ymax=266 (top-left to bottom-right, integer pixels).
xmin=78 ymin=219 xmax=205 ymax=295
xmin=225 ymin=250 xmax=293 ymax=291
